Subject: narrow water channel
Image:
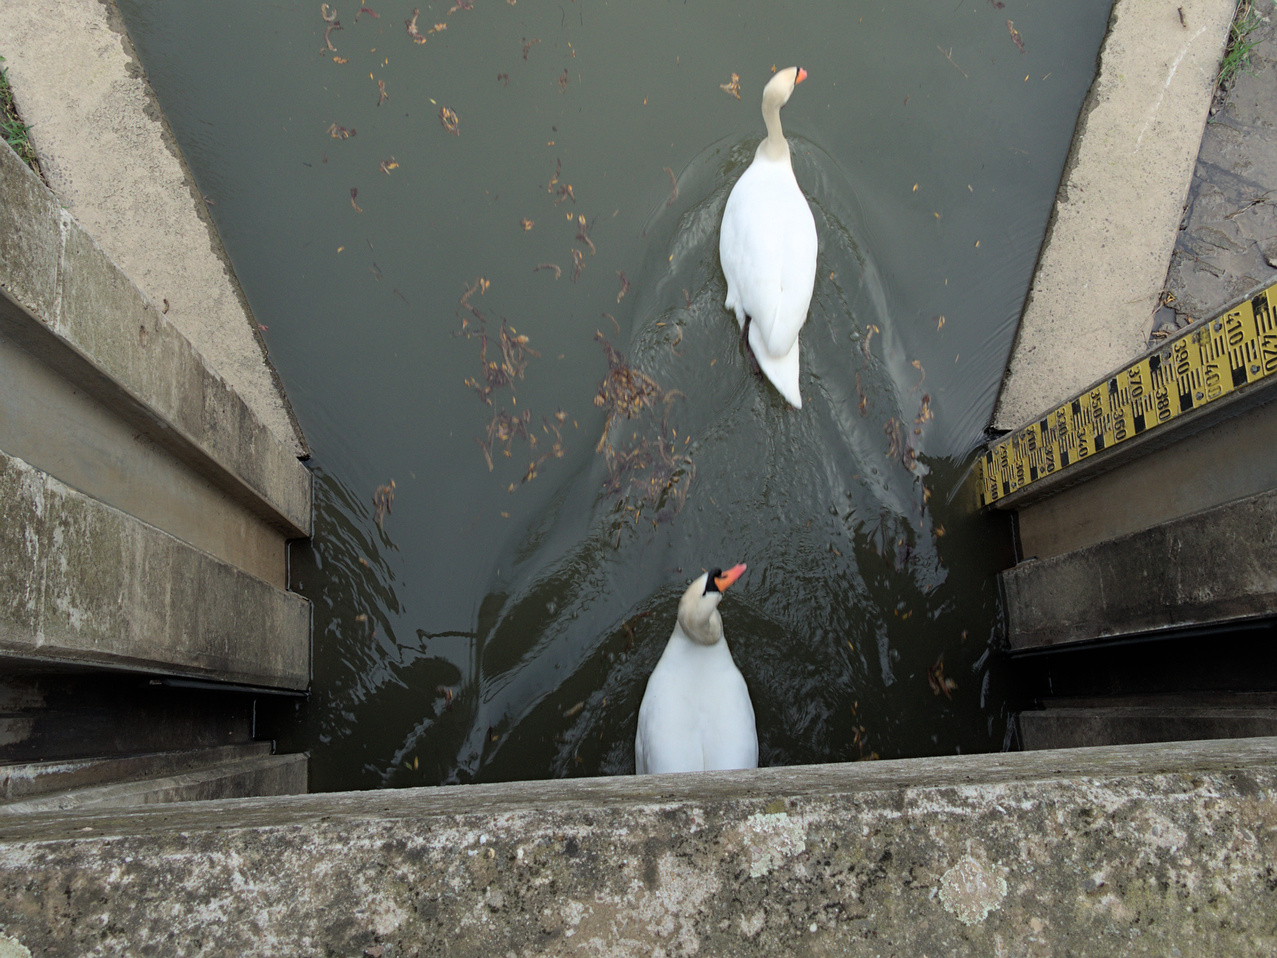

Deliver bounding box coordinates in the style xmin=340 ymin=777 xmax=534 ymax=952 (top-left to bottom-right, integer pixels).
xmin=117 ymin=0 xmax=1113 ymax=790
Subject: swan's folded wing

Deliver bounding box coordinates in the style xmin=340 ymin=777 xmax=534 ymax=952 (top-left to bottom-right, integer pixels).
xmin=761 ymin=191 xmax=818 ymax=359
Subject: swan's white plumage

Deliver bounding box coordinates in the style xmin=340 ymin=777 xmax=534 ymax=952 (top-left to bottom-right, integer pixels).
xmin=719 ymin=66 xmax=817 ymax=409
xmin=635 ymin=565 xmax=758 ymax=775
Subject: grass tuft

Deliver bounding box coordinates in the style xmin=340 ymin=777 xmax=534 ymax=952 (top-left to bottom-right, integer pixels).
xmin=1219 ymin=0 xmax=1267 ymax=88
xmin=0 ymin=55 xmax=42 ymax=174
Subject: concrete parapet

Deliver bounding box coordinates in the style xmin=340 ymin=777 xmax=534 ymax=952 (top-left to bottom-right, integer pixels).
xmin=0 ymin=450 xmax=309 ymax=689
xmin=0 ymin=737 xmax=1273 ymax=956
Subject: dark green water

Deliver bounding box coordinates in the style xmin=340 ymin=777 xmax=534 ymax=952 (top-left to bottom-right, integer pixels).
xmin=117 ymin=0 xmax=1111 ymax=789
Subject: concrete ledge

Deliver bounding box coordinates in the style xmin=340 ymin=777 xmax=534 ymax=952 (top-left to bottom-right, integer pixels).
xmin=993 ymin=0 xmax=1236 ymax=431
xmin=0 ymin=738 xmax=1273 ymax=955
xmin=0 ymin=753 xmax=307 ymax=814
xmin=1004 ymin=487 xmax=1277 ymax=650
xmin=0 ymin=142 xmax=310 ymax=539
xmin=0 ymin=0 xmax=307 ymax=459
xmin=0 ymin=451 xmax=310 ymax=690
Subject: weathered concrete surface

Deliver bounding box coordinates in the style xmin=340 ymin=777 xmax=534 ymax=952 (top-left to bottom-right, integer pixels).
xmin=993 ymin=0 xmax=1236 ymax=431
xmin=1164 ymin=9 xmax=1277 ymax=328
xmin=0 ymin=0 xmax=306 ymax=459
xmin=0 ymin=450 xmax=310 ymax=690
xmin=1003 ymin=486 xmax=1277 ymax=651
xmin=0 ymin=737 xmax=1274 ymax=956
xmin=0 ymin=141 xmax=311 ymax=541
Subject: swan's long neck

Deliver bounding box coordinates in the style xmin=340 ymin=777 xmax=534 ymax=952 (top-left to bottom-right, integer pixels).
xmin=759 ymin=96 xmax=791 ymax=163
xmin=678 ymin=591 xmax=724 ymax=647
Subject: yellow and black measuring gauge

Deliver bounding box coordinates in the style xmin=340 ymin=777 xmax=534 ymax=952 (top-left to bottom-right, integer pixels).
xmin=979 ymin=281 xmax=1277 ymax=508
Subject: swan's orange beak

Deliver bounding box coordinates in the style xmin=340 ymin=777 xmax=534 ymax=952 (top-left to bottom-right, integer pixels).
xmin=714 ymin=563 xmax=747 ymax=592
xmin=795 ymin=67 xmax=808 ymax=85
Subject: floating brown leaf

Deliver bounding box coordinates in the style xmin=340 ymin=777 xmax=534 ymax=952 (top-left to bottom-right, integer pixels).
xmin=439 ymin=106 xmax=460 ymax=135
xmin=322 ymin=21 xmax=342 ymax=51
xmin=406 ymin=8 xmax=427 ymax=43
xmin=575 ymin=215 xmax=595 ymax=255
xmin=720 ymin=72 xmax=742 ymax=100
xmin=1007 ymin=19 xmax=1025 ymax=53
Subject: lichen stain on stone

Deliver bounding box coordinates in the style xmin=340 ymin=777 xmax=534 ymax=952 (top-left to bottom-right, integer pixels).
xmin=939 ymin=855 xmax=1008 ymax=925
xmin=730 ymin=811 xmax=807 ymax=878
xmin=563 ymin=851 xmax=718 ymax=955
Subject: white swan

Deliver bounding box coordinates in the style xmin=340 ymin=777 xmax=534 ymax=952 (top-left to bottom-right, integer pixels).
xmin=719 ymin=66 xmax=818 ymax=409
xmin=635 ymin=564 xmax=758 ymax=774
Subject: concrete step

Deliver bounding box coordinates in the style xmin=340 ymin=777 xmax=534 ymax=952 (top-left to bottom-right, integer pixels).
xmin=1020 ymin=705 xmax=1277 ymax=750
xmin=0 ymin=751 xmax=307 ymax=813
xmin=0 ymin=743 xmax=272 ymax=802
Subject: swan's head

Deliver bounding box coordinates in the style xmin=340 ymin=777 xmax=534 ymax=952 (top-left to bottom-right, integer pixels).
xmin=677 ymin=563 xmax=747 ymax=646
xmin=762 ymin=66 xmax=807 ymax=114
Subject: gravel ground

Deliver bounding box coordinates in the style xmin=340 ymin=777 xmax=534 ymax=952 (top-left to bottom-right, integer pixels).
xmin=1160 ymin=5 xmax=1277 ymax=339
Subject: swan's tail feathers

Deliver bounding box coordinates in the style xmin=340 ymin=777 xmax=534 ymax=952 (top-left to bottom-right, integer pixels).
xmin=749 ymin=324 xmax=802 ymax=408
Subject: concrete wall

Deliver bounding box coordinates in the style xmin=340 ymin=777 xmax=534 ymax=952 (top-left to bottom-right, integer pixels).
xmin=0 ymin=737 xmax=1273 ymax=956
xmin=0 ymin=139 xmax=311 ymax=690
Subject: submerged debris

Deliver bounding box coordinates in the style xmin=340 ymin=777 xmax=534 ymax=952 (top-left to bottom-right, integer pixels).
xmin=720 ymin=72 xmax=742 ymax=100
xmin=372 ymin=479 xmax=396 ymax=529
xmin=593 ymin=333 xmax=693 ymax=523
xmin=439 ymin=106 xmax=460 ymax=135
xmin=461 ymin=317 xmax=538 ymax=405
xmin=927 ymin=653 xmax=958 ymax=699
